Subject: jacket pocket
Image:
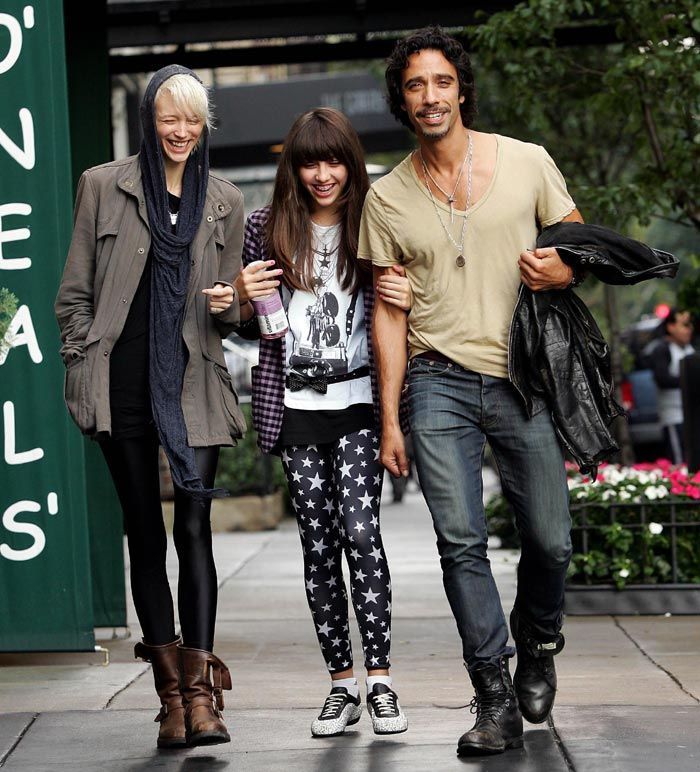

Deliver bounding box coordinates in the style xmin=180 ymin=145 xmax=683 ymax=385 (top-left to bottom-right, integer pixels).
xmin=63 ymin=353 xmax=96 ymax=434
xmin=213 ymin=362 xmax=247 ymax=439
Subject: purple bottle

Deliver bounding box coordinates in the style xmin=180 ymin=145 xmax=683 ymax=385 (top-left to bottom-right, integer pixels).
xmin=249 ymin=261 xmax=288 ymax=339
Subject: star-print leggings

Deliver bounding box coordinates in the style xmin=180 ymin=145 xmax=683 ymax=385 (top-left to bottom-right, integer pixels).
xmin=281 ymin=428 xmax=393 ymax=674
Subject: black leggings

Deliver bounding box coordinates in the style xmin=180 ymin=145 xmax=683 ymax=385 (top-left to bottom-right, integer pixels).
xmin=99 ymin=430 xmax=219 ymax=651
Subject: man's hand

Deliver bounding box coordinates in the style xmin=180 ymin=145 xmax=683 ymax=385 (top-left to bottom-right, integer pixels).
xmin=380 ymin=424 xmax=410 ymax=478
xmin=518 ymin=247 xmax=573 ymax=291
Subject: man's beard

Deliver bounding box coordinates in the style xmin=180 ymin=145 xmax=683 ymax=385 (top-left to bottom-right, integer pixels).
xmin=415 ymin=109 xmax=452 ymax=141
xmin=421 ymin=125 xmax=450 ymax=141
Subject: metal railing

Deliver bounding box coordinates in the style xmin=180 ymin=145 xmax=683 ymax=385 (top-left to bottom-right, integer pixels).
xmin=570 ymin=500 xmax=700 ymax=585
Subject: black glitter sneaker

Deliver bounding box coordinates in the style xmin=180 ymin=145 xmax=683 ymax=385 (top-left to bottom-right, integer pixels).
xmin=366 ymin=684 xmax=408 ymax=734
xmin=311 ymin=687 xmax=362 ymax=737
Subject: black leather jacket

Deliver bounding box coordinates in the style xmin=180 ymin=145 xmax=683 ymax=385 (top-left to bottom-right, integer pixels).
xmin=509 ymin=222 xmax=679 ymax=475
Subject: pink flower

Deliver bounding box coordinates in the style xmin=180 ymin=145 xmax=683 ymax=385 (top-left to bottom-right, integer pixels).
xmin=671 ymin=483 xmax=685 ymax=496
xmin=656 ymin=459 xmax=673 ymax=469
xmin=685 ymin=485 xmax=700 ymax=500
xmin=691 ymin=472 xmax=700 ymax=484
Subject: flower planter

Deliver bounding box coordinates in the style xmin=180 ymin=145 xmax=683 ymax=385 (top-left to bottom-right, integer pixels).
xmin=565 ymin=583 xmax=700 ymax=615
xmin=486 ymin=462 xmax=700 ymax=614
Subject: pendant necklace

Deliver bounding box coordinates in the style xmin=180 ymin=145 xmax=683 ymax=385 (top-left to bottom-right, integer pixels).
xmin=419 ymin=141 xmax=470 ymax=224
xmin=420 ymin=132 xmax=473 ymax=268
xmin=311 ymin=223 xmax=339 ymax=291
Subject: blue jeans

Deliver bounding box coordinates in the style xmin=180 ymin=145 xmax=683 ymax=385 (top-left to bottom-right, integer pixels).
xmin=406 ymin=357 xmax=572 ymax=671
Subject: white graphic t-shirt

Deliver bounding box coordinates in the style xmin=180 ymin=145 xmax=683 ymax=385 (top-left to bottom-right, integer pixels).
xmin=284 ymin=222 xmax=371 ymax=410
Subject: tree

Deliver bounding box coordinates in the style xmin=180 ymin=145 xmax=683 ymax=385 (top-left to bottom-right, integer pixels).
xmin=469 ymin=0 xmax=699 ymax=231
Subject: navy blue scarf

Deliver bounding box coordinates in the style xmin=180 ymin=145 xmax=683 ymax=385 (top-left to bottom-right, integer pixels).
xmin=140 ymin=65 xmax=226 ymax=499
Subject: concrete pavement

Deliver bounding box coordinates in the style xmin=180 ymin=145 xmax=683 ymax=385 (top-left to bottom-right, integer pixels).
xmin=1 ymin=478 xmax=699 ymax=771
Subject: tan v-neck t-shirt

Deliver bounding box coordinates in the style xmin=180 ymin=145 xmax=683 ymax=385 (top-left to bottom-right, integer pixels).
xmin=358 ymin=134 xmax=575 ymax=378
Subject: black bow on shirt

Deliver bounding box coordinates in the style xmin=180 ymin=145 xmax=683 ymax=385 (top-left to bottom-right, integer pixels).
xmin=287 ymin=372 xmax=328 ymax=394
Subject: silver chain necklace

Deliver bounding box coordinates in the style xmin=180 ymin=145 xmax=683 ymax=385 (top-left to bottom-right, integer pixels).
xmin=311 ymin=223 xmax=339 ymax=291
xmin=419 ymin=141 xmax=470 ymax=224
xmin=419 ymin=132 xmax=473 ymax=268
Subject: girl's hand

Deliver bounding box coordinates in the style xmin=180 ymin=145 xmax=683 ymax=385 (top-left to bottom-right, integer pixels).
xmin=202 ymin=282 xmax=234 ymax=314
xmin=234 ymin=260 xmax=283 ymax=304
xmin=377 ymin=264 xmax=412 ymax=312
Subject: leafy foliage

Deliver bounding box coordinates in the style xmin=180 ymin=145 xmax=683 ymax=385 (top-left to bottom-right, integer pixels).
xmin=486 ymin=461 xmax=700 ymax=587
xmin=0 ymin=288 xmax=19 ymax=356
xmin=215 ymin=403 xmax=287 ymax=498
xmin=469 ymin=0 xmax=700 ymax=232
xmin=678 ymin=254 xmax=700 ymax=319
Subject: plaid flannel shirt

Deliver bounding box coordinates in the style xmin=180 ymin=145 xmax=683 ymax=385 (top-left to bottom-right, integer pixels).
xmin=241 ymin=206 xmax=408 ymax=454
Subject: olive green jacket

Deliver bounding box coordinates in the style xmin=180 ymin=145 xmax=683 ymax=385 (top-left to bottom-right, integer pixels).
xmin=55 ymin=154 xmax=246 ymax=446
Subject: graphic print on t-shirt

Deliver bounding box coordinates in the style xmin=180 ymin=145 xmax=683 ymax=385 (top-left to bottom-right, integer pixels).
xmin=284 ymin=221 xmax=371 ymax=411
xmin=289 ymin=286 xmax=349 ymax=377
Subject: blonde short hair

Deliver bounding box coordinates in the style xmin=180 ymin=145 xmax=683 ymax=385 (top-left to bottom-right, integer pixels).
xmin=155 ymin=73 xmax=213 ymax=130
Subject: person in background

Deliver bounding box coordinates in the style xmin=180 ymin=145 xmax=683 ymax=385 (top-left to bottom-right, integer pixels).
xmin=234 ymin=108 xmax=411 ymax=738
xmin=56 ymin=65 xmax=245 ymax=749
xmin=651 ymin=308 xmax=695 ymax=463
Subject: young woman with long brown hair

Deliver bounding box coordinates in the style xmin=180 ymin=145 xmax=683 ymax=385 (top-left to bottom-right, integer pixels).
xmin=233 ymin=107 xmax=411 ymax=737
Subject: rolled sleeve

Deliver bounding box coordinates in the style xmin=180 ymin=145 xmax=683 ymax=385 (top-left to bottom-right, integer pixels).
xmin=358 ymin=188 xmax=401 ymax=268
xmin=537 ymin=146 xmax=576 ymax=228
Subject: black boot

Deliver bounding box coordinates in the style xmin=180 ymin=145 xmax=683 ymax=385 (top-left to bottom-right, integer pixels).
xmin=457 ymin=657 xmax=523 ymax=756
xmin=511 ymin=611 xmax=565 ymax=724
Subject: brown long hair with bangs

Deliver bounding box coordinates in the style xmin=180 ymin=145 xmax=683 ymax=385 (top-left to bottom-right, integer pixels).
xmin=265 ymin=107 xmax=371 ymax=293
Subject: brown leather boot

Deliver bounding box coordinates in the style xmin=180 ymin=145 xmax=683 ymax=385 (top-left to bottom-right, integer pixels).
xmin=178 ymin=645 xmax=232 ymax=746
xmin=134 ymin=639 xmax=187 ymax=749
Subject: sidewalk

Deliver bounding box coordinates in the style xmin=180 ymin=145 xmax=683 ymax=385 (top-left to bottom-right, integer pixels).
xmin=1 ymin=477 xmax=699 ymax=771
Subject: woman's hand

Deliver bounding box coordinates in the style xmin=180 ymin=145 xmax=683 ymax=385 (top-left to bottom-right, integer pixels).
xmin=234 ymin=260 xmax=283 ymax=304
xmin=202 ymin=282 xmax=235 ymax=314
xmin=376 ymin=264 xmax=412 ymax=312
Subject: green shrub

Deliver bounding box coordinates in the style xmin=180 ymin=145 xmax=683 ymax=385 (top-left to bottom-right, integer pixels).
xmin=0 ymin=288 xmax=19 ymax=356
xmin=486 ymin=461 xmax=700 ymax=588
xmin=215 ymin=403 xmax=288 ymax=499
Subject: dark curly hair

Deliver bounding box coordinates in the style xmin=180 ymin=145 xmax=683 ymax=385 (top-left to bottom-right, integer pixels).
xmin=385 ymin=26 xmax=477 ymax=133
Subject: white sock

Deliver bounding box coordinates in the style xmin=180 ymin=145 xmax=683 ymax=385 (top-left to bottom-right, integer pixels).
xmin=366 ymin=675 xmax=392 ymax=692
xmin=331 ymin=677 xmax=359 ymax=698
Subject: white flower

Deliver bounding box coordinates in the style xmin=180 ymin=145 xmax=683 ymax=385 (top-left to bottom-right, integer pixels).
xmin=602 ymin=489 xmax=616 ymax=501
xmin=619 ymin=490 xmax=631 ymax=501
xmin=637 ymin=472 xmax=651 ymax=485
xmin=576 ymin=491 xmax=587 ymax=500
xmin=655 ymin=486 xmax=668 ymax=498
xmin=649 ymin=522 xmax=664 ymax=535
xmin=644 ymin=486 xmax=658 ymax=500
xmin=626 ymin=485 xmax=637 ymax=492
xmin=618 ymin=568 xmax=630 ymax=578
